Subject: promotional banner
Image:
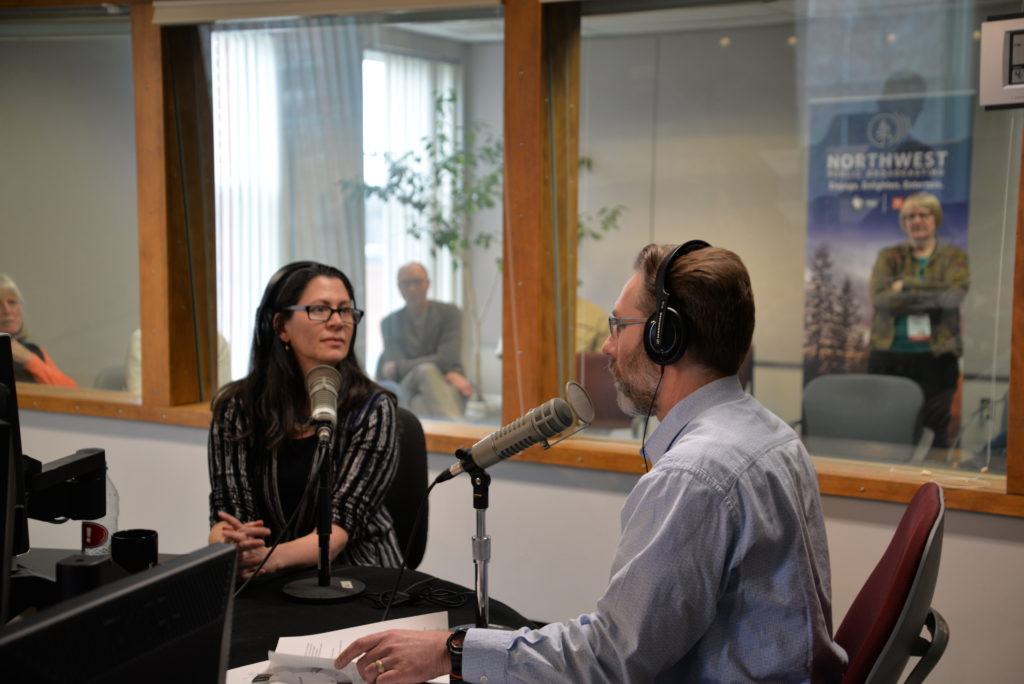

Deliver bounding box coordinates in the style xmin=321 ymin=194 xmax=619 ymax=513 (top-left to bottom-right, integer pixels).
xmin=803 ymin=75 xmax=974 ymax=383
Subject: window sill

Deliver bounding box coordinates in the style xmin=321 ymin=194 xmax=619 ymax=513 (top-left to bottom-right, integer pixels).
xmin=18 ymin=385 xmax=1024 ymax=517
xmin=17 ymin=385 xmax=210 ymax=428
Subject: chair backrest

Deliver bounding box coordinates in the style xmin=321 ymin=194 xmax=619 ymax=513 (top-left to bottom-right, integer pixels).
xmin=836 ymin=482 xmax=945 ymax=684
xmin=384 ymin=407 xmax=429 ymax=570
xmin=93 ymin=364 xmax=127 ymax=391
xmin=575 ymin=352 xmax=632 ymax=430
xmin=802 ymin=374 xmax=925 ymax=445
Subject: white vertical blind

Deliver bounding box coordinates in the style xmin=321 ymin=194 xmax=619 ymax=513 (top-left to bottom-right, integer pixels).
xmin=212 ymin=17 xmax=365 ymax=379
xmin=361 ymin=50 xmax=462 ymax=377
xmin=212 ymin=27 xmax=281 ymax=379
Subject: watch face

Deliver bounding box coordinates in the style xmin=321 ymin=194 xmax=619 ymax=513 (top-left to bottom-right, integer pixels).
xmin=447 ymin=629 xmax=466 ymax=653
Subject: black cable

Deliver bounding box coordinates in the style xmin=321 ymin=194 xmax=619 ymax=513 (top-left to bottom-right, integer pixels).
xmin=381 ymin=478 xmax=438 ymax=621
xmin=638 ymin=365 xmax=666 ymax=473
xmin=232 ymin=437 xmax=332 ymax=598
xmin=366 ymin=575 xmax=470 ymax=611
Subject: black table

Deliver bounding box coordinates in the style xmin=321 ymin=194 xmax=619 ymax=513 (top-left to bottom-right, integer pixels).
xmin=17 ymin=549 xmax=533 ymax=670
xmin=228 ymin=565 xmax=532 ymax=668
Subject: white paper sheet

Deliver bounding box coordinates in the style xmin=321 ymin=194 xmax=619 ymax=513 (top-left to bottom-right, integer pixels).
xmin=226 ymin=612 xmax=451 ymax=684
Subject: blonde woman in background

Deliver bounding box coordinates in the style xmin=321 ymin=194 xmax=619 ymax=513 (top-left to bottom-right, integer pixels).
xmin=868 ymin=192 xmax=969 ymax=447
xmin=0 ymin=273 xmax=76 ymax=387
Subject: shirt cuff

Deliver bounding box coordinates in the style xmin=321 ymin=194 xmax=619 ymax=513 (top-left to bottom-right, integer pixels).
xmin=462 ymin=627 xmax=524 ymax=684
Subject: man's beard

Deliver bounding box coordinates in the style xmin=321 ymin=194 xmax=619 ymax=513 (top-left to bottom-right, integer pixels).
xmin=609 ymin=346 xmax=661 ymax=417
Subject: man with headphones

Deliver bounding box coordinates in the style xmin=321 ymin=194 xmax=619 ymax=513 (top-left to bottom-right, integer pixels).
xmin=335 ymin=243 xmax=846 ymax=683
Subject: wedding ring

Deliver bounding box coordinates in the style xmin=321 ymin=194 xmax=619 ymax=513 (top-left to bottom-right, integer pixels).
xmin=375 ymin=658 xmax=386 ymax=674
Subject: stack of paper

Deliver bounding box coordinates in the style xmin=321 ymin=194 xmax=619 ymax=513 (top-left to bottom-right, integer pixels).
xmin=226 ymin=612 xmax=450 ymax=684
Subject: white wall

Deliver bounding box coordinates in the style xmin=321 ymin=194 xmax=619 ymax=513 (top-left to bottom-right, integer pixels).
xmin=19 ymin=410 xmax=1024 ymax=682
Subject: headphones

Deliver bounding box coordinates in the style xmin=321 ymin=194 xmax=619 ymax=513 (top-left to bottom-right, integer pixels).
xmin=252 ymin=260 xmax=321 ymax=351
xmin=643 ymin=239 xmax=711 ymax=366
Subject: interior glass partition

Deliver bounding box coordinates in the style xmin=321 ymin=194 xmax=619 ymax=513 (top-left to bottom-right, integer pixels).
xmin=210 ymin=10 xmax=504 ymax=426
xmin=0 ymin=8 xmax=140 ymax=394
xmin=574 ymin=0 xmax=1019 ymax=484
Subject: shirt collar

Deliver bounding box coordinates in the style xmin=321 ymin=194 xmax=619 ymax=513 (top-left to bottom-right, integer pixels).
xmin=641 ymin=375 xmax=744 ymax=466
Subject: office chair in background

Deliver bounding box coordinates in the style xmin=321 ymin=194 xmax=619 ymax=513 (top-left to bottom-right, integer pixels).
xmin=93 ymin=364 xmax=127 ymax=391
xmin=384 ymin=407 xmax=429 ymax=570
xmin=800 ymin=373 xmax=934 ymax=463
xmin=835 ymin=481 xmax=949 ymax=684
xmin=575 ymin=352 xmax=632 ymax=431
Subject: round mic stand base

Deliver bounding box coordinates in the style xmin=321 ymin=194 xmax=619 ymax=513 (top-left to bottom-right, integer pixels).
xmin=281 ymin=574 xmax=366 ymax=603
xmin=281 ymin=431 xmax=364 ymax=603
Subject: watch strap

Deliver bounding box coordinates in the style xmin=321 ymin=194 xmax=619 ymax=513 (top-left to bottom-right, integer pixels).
xmin=446 ymin=629 xmax=467 ymax=680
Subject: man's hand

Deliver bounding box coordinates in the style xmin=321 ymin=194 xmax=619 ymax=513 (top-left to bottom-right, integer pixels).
xmin=334 ymin=629 xmax=450 ymax=684
xmin=891 ymin=279 xmax=904 ymax=293
xmin=444 ymin=371 xmax=473 ymax=398
xmin=382 ymin=360 xmax=398 ymax=381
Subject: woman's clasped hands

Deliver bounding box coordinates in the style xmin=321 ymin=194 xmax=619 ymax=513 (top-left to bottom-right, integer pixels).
xmin=215 ymin=511 xmax=273 ymax=579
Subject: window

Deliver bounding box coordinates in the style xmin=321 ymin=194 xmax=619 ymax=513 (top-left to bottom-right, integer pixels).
xmin=574 ymin=1 xmax=1019 ymax=487
xmin=212 ymin=13 xmax=504 ymax=424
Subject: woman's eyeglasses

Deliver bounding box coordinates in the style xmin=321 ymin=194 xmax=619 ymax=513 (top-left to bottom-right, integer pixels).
xmin=285 ymin=305 xmax=364 ymax=324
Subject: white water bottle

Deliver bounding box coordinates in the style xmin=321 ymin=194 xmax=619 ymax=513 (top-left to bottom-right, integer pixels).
xmin=82 ymin=470 xmax=119 ymax=555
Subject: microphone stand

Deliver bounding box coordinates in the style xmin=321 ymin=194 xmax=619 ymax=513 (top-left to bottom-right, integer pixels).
xmin=456 ymin=448 xmax=514 ymax=630
xmin=282 ymin=427 xmax=365 ymax=602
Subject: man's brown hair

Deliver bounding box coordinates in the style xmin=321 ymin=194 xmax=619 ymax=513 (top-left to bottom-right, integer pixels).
xmin=634 ymin=243 xmax=755 ymax=376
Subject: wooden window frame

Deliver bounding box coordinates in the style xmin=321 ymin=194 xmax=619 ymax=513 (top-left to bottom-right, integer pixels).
xmin=10 ymin=0 xmax=1024 ymax=517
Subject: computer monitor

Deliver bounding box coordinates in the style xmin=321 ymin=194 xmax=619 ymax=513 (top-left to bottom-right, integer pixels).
xmin=1 ymin=333 xmax=108 ymax=626
xmin=0 ymin=543 xmax=237 ymax=683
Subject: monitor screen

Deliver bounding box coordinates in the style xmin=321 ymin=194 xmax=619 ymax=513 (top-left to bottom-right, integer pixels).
xmin=0 ymin=543 xmax=237 ymax=683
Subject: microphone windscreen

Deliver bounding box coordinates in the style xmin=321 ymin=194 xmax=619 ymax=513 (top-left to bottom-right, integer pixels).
xmin=305 ymin=365 xmax=342 ymax=427
xmin=565 ymin=381 xmax=595 ymax=425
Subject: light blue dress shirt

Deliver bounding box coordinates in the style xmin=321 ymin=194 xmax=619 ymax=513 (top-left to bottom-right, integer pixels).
xmin=463 ymin=376 xmax=848 ymax=683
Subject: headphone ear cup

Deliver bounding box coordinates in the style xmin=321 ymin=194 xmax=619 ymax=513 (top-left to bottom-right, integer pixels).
xmin=644 ymin=305 xmax=687 ymax=366
xmin=253 ymin=261 xmax=306 ymax=350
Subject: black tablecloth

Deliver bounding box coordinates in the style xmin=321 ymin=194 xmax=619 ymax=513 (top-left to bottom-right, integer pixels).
xmin=229 ymin=564 xmax=533 ymax=669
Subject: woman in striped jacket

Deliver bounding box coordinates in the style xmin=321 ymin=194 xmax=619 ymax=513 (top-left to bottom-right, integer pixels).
xmin=208 ymin=261 xmax=402 ymax=579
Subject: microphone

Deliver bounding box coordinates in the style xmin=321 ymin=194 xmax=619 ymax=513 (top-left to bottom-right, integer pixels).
xmin=436 ymin=397 xmax=575 ymax=483
xmin=306 ymin=365 xmax=342 ymax=442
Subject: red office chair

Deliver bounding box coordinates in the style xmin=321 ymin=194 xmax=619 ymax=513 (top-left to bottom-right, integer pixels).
xmin=836 ymin=482 xmax=949 ymax=684
xmin=575 ymin=352 xmax=632 ymax=430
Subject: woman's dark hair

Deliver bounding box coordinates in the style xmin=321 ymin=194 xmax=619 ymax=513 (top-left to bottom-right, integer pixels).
xmin=213 ymin=261 xmax=391 ymax=450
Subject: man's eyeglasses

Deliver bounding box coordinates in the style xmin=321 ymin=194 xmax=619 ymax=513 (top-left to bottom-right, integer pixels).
xmin=608 ymin=316 xmax=647 ymax=338
xmin=285 ymin=305 xmax=364 ymax=324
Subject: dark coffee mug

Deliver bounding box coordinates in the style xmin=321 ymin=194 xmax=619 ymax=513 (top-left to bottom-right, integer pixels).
xmin=111 ymin=529 xmax=159 ymax=574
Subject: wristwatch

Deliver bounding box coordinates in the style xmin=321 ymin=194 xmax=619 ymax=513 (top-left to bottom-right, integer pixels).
xmin=446 ymin=629 xmax=467 ymax=680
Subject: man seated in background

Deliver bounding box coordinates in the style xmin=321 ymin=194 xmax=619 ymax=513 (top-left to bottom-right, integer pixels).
xmin=376 ymin=262 xmax=472 ymax=420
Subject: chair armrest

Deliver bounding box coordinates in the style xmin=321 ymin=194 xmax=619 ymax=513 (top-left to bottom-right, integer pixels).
xmin=904 ymin=608 xmax=949 ymax=684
